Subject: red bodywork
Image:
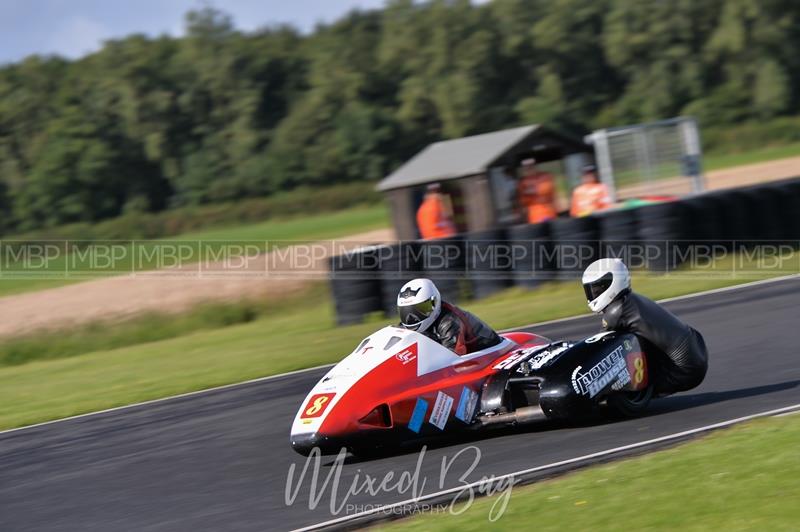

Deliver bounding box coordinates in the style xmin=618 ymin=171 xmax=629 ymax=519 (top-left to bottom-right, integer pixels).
xmin=316 ymin=332 xmax=549 ymax=441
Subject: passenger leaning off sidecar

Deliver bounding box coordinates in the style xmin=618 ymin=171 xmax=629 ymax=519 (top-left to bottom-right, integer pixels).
xmin=581 ymin=258 xmax=709 ymax=394
xmin=397 ymin=278 xmax=501 ymax=356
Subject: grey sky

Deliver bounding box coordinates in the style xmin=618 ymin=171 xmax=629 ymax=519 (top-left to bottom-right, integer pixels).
xmin=0 ymin=0 xmax=391 ymax=65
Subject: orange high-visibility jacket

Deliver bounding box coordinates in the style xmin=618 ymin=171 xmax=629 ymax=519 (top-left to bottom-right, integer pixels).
xmin=518 ymin=172 xmax=557 ymax=223
xmin=570 ymin=182 xmax=611 ymax=217
xmin=417 ymin=194 xmax=456 ymax=239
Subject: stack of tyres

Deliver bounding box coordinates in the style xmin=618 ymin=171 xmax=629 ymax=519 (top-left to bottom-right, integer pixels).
xmin=549 ymin=216 xmax=599 ymax=279
xmin=681 ymin=194 xmax=725 ymax=244
xmin=634 ymin=201 xmax=689 ymax=272
xmin=465 ymin=228 xmax=512 ymax=299
xmin=593 ymin=208 xmax=639 ymax=262
xmin=417 ymin=235 xmax=467 ymax=302
xmin=699 ymin=190 xmax=747 ymax=248
xmin=746 ymin=184 xmax=788 ymax=243
xmin=724 ymin=189 xmax=762 ymax=244
xmin=328 ymin=245 xmax=384 ymax=325
xmin=378 ymin=241 xmax=421 ymax=317
xmin=771 ymin=178 xmax=800 ymax=241
xmin=506 ymin=222 xmax=554 ymax=288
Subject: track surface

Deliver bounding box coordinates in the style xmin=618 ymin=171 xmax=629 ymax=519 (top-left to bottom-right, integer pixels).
xmin=1 ymin=278 xmax=799 ymax=531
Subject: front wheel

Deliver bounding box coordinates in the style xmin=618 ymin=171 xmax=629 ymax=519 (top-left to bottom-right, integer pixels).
xmin=606 ymin=384 xmax=654 ymax=418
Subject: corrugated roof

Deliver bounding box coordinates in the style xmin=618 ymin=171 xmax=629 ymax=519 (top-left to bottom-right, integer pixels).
xmin=376 ymin=125 xmax=539 ymax=191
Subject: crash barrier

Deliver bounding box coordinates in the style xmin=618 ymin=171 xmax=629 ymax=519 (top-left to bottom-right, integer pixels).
xmin=465 ymin=228 xmax=512 ymax=299
xmin=328 ymin=245 xmax=384 ymax=325
xmin=505 ymin=221 xmax=553 ymax=289
xmin=329 ymin=176 xmax=800 ymax=324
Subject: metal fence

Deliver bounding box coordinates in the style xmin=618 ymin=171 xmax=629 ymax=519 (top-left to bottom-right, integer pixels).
xmin=587 ymin=117 xmax=705 ymax=201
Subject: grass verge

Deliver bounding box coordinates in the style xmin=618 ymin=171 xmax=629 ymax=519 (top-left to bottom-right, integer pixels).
xmin=378 ymin=414 xmax=800 ymax=531
xmin=0 ymin=252 xmax=796 ymax=430
xmin=0 ymin=204 xmax=388 ymax=297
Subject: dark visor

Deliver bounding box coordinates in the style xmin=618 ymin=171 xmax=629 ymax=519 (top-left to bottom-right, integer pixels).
xmin=399 ymin=298 xmax=435 ymax=326
xmin=583 ymin=272 xmax=614 ymax=301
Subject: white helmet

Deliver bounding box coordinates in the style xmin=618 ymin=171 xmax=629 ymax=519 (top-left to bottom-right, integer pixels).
xmin=397 ymin=278 xmax=441 ymax=333
xmin=581 ymin=258 xmax=631 ymax=313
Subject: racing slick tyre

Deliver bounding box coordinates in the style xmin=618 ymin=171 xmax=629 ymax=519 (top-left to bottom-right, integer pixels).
xmin=606 ymin=384 xmax=654 ymax=418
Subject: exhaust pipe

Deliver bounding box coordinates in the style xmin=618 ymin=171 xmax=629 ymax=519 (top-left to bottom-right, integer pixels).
xmin=474 ymin=405 xmax=546 ymax=428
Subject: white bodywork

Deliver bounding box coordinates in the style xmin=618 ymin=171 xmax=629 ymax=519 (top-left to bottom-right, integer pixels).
xmin=289 ymin=326 xmax=512 ymax=438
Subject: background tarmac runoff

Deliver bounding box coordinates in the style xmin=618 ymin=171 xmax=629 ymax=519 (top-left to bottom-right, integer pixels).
xmin=0 ymin=277 xmax=798 ymax=531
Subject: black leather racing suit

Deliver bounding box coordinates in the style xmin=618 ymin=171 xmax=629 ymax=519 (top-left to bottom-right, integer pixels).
xmin=601 ymin=291 xmax=708 ymax=394
xmin=424 ymin=301 xmax=501 ymax=356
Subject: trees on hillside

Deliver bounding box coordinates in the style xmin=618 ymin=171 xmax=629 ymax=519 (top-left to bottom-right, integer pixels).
xmin=1 ymin=1 xmax=799 ymax=231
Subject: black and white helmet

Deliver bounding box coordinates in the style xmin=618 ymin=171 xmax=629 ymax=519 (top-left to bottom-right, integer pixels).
xmin=397 ymin=278 xmax=441 ymax=333
xmin=581 ymin=258 xmax=631 ymax=313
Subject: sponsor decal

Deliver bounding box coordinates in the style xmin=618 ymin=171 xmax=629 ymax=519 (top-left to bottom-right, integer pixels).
xmin=398 ymin=286 xmax=421 ymax=300
xmin=493 ymin=351 xmax=529 ymax=370
xmin=585 ymin=331 xmax=615 ymax=344
xmin=624 ymin=339 xmax=633 ymax=352
xmin=627 ymin=352 xmax=648 ymax=388
xmin=408 ymin=398 xmax=428 ymax=433
xmin=571 ymin=345 xmax=627 ymax=397
xmin=429 ymin=391 xmax=454 ymax=430
xmin=455 ymin=387 xmax=479 ymax=423
xmin=300 ymin=393 xmax=336 ymax=419
xmin=611 ymin=366 xmax=631 ymax=390
xmin=395 ymin=343 xmax=418 ymax=365
xmin=527 ymin=343 xmax=569 ymax=370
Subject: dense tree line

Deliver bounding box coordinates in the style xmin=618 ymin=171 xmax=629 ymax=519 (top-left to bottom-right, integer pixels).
xmin=1 ymin=0 xmax=799 ymax=231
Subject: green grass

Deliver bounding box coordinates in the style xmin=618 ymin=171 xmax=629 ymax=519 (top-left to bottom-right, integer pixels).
xmin=379 ymin=414 xmax=800 ymax=531
xmin=704 ymin=141 xmax=800 ymax=171
xmin=0 ymin=204 xmax=388 ymax=297
xmin=0 ymin=250 xmax=796 ymax=430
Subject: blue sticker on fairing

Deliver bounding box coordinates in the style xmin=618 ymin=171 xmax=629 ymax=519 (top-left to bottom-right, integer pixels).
xmin=408 ymin=398 xmax=428 ymax=433
xmin=455 ymin=386 xmax=478 ymax=423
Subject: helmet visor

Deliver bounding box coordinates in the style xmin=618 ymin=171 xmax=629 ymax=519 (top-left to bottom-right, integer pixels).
xmin=583 ymin=272 xmax=614 ymax=302
xmin=399 ymin=298 xmax=436 ymax=327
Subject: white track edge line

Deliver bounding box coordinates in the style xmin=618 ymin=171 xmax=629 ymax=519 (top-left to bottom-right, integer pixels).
xmin=291 ymin=402 xmax=800 ymax=532
xmin=1 ymin=273 xmax=797 ymax=437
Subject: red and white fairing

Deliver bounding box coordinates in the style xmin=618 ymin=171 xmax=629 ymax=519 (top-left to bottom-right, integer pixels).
xmin=290 ymin=326 xmax=548 ymax=454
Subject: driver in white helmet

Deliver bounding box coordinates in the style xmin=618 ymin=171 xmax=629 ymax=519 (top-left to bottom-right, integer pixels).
xmin=397 ymin=278 xmax=501 ymax=355
xmin=582 ymin=258 xmax=708 ymax=394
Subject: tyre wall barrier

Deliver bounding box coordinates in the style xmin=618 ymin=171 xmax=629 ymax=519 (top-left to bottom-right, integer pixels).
xmin=548 ymin=216 xmax=599 ymax=279
xmin=506 ymin=222 xmax=553 ymax=289
xmin=465 ymin=227 xmax=512 ymax=299
xmin=328 ymin=245 xmax=384 ymax=325
xmin=633 ymin=201 xmax=690 ymax=272
xmin=378 ymin=241 xmax=421 ymax=317
xmin=594 ymin=208 xmax=639 ymax=261
xmin=418 ymin=235 xmax=467 ymax=303
xmin=331 ymin=176 xmax=800 ymax=324
xmin=772 ymin=179 xmax=800 ymax=240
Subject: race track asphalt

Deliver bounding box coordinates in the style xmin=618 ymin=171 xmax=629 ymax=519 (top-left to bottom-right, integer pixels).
xmin=1 ymin=277 xmax=799 ymax=531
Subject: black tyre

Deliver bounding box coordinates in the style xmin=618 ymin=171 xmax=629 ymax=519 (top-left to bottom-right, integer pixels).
xmin=606 ymin=384 xmax=654 ymax=418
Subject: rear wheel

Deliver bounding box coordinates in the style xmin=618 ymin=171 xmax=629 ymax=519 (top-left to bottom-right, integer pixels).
xmin=606 ymin=385 xmax=654 ymax=417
